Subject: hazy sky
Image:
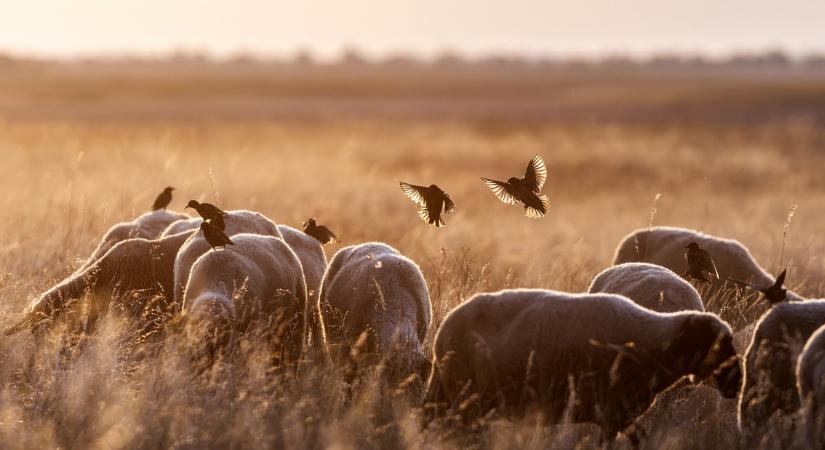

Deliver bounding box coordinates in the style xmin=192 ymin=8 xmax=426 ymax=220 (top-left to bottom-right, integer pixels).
xmin=3 ymin=0 xmax=825 ymax=58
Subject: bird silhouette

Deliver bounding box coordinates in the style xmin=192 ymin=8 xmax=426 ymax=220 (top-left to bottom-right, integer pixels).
xmin=399 ymin=182 xmax=456 ymax=227
xmin=200 ymin=221 xmax=234 ymax=251
xmin=730 ymin=268 xmax=789 ymax=305
xmin=152 ymin=187 xmax=174 ymax=211
xmin=186 ymin=200 xmax=227 ymax=231
xmin=683 ymin=242 xmax=719 ymax=284
xmin=482 ymin=155 xmax=550 ymax=218
xmin=303 ymin=218 xmax=339 ymax=245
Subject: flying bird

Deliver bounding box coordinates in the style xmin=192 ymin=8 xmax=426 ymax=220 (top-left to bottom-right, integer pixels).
xmin=683 ymin=242 xmax=719 ymax=284
xmin=200 ymin=221 xmax=234 ymax=251
xmin=399 ymin=182 xmax=456 ymax=227
xmin=481 ymin=155 xmax=551 ymax=218
xmin=730 ymin=268 xmax=789 ymax=305
xmin=151 ymin=186 xmax=174 ymax=211
xmin=303 ymin=218 xmax=339 ymax=245
xmin=186 ymin=200 xmax=227 ymax=230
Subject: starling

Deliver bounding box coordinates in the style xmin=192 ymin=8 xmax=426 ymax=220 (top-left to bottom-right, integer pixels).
xmin=186 ymin=200 xmax=228 ymax=230
xmin=683 ymin=242 xmax=719 ymax=284
xmin=399 ymin=182 xmax=456 ymax=227
xmin=482 ymin=155 xmax=551 ymax=218
xmin=152 ymin=186 xmax=174 ymax=211
xmin=200 ymin=221 xmax=234 ymax=251
xmin=303 ymin=218 xmax=339 ymax=245
xmin=730 ymin=268 xmax=788 ymax=305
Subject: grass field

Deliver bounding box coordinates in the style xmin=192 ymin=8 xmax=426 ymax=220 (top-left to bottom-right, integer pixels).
xmin=0 ymin=65 xmax=824 ymax=449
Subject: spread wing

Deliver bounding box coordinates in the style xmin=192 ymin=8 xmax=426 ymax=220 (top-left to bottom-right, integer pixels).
xmin=443 ymin=194 xmax=456 ymax=214
xmin=523 ymin=155 xmax=547 ymax=193
xmin=400 ymin=182 xmax=427 ymax=206
xmin=699 ymin=250 xmax=719 ymax=278
xmin=482 ymin=178 xmax=518 ymax=205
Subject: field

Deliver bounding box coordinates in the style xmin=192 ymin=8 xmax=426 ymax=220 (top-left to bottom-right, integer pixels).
xmin=0 ymin=63 xmax=824 ymax=449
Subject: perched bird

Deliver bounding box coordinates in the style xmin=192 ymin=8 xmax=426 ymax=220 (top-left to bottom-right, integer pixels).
xmin=683 ymin=242 xmax=719 ymax=284
xmin=730 ymin=268 xmax=789 ymax=305
xmin=151 ymin=187 xmax=174 ymax=211
xmin=186 ymin=200 xmax=227 ymax=230
xmin=200 ymin=222 xmax=234 ymax=251
xmin=303 ymin=218 xmax=339 ymax=245
xmin=482 ymin=155 xmax=551 ymax=218
xmin=399 ymin=182 xmax=456 ymax=227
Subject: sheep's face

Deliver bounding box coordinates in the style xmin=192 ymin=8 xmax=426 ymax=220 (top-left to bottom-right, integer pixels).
xmin=666 ymin=314 xmax=742 ymax=398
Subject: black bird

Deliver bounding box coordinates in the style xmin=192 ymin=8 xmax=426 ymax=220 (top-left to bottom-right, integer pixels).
xmin=152 ymin=186 xmax=174 ymax=211
xmin=482 ymin=155 xmax=551 ymax=218
xmin=186 ymin=200 xmax=228 ymax=230
xmin=399 ymin=182 xmax=456 ymax=227
xmin=303 ymin=218 xmax=339 ymax=245
xmin=200 ymin=222 xmax=234 ymax=251
xmin=683 ymin=242 xmax=719 ymax=284
xmin=730 ymin=268 xmax=789 ymax=305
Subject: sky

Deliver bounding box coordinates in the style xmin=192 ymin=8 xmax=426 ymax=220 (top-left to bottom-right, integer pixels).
xmin=2 ymin=0 xmax=825 ymax=59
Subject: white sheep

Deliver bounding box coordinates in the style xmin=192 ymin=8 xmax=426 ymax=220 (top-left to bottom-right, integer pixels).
xmin=171 ymin=210 xmax=285 ymax=305
xmin=5 ymin=230 xmax=196 ymax=336
xmin=319 ymin=242 xmax=432 ymax=383
xmin=276 ymin=225 xmax=327 ymax=301
xmin=739 ymin=299 xmax=825 ymax=445
xmin=588 ymin=262 xmax=704 ymax=313
xmin=613 ymin=226 xmax=802 ymax=304
xmin=81 ymin=209 xmax=189 ymax=270
xmin=423 ymin=289 xmax=741 ymax=444
xmin=182 ymin=234 xmax=308 ymax=363
xmin=798 ymin=324 xmax=825 ymax=444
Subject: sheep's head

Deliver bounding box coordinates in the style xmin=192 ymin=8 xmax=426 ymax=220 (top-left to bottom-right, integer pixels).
xmin=665 ymin=314 xmax=741 ymax=398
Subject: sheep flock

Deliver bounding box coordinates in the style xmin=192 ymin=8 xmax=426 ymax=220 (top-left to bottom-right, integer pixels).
xmin=5 ymin=190 xmax=825 ymax=449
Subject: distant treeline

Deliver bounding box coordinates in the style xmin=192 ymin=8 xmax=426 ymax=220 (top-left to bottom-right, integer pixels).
xmin=2 ymin=48 xmax=825 ymax=74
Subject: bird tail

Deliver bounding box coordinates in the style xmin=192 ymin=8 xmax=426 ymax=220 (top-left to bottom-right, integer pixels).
xmin=524 ymin=195 xmax=551 ymax=219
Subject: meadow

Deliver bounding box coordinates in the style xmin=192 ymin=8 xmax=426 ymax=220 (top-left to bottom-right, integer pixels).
xmin=0 ymin=62 xmax=824 ymax=448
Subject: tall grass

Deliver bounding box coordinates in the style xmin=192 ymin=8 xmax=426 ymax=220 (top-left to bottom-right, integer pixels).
xmin=0 ymin=118 xmax=824 ymax=449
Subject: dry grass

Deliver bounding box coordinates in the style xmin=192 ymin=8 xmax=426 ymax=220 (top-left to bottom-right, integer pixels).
xmin=1 ymin=70 xmax=825 ymax=449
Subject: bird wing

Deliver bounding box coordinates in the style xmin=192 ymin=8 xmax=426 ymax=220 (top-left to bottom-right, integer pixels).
xmin=443 ymin=194 xmax=456 ymax=214
xmin=482 ymin=178 xmax=518 ymax=205
xmin=400 ymin=182 xmax=428 ymax=206
xmin=699 ymin=249 xmax=719 ymax=278
xmin=523 ymin=155 xmax=548 ymax=193
xmin=317 ymin=226 xmax=339 ymax=243
xmin=773 ymin=269 xmax=787 ymax=289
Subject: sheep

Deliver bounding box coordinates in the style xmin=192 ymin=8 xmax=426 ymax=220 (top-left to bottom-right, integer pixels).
xmin=5 ymin=230 xmax=196 ymax=337
xmin=613 ymin=226 xmax=801 ymax=304
xmin=277 ymin=225 xmax=327 ymax=301
xmin=171 ymin=210 xmax=285 ymax=305
xmin=797 ymin=324 xmax=825 ymax=444
xmin=588 ymin=262 xmax=704 ymax=313
xmin=422 ymin=289 xmax=741 ymax=444
xmin=739 ymin=299 xmax=825 ymax=445
xmin=182 ymin=234 xmax=308 ymax=364
xmin=319 ymin=242 xmax=432 ymax=384
xmin=81 ymin=209 xmax=189 ymax=270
